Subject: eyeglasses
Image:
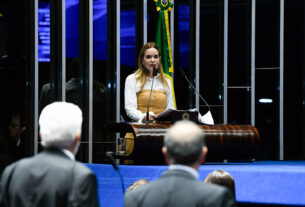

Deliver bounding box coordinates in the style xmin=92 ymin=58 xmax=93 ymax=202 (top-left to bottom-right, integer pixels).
xmin=9 ymin=123 xmax=20 ymax=128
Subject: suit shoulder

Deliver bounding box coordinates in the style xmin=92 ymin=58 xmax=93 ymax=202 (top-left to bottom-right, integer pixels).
xmin=5 ymin=156 xmax=33 ymax=170
xmin=124 ymin=178 xmax=163 ymax=202
xmin=198 ymin=183 xmax=234 ymax=205
xmin=1 ymin=156 xmax=33 ymax=181
xmin=73 ymin=162 xmax=95 ymax=176
xmin=197 ymin=182 xmax=228 ymax=194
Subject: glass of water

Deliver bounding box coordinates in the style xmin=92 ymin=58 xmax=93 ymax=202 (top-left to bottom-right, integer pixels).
xmin=118 ymin=138 xmax=126 ymax=155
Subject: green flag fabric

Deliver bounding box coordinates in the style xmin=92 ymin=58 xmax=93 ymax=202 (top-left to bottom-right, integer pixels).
xmin=155 ymin=0 xmax=176 ymax=107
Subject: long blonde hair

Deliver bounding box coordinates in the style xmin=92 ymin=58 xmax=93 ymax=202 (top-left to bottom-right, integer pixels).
xmin=135 ymin=42 xmax=169 ymax=90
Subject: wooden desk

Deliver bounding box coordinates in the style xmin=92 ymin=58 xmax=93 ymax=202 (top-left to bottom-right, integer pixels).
xmin=105 ymin=122 xmax=260 ymax=164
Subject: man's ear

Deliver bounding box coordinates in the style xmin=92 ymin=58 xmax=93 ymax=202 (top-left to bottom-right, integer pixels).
xmin=74 ymin=132 xmax=81 ymax=145
xmin=69 ymin=132 xmax=81 ymax=154
xmin=162 ymin=146 xmax=170 ymax=165
xmin=200 ymin=146 xmax=208 ymax=164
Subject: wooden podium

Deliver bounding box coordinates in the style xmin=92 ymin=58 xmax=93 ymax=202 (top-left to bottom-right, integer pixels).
xmin=105 ymin=122 xmax=260 ymax=164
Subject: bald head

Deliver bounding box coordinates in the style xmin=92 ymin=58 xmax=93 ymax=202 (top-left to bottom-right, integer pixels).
xmin=163 ymin=120 xmax=206 ymax=166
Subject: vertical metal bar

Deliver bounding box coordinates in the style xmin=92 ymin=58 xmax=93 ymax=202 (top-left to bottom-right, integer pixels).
xmin=106 ymin=1 xmax=115 ymax=123
xmin=279 ymin=0 xmax=284 ymax=160
xmin=50 ymin=0 xmax=63 ymax=101
xmin=195 ymin=0 xmax=200 ymax=109
xmin=189 ymin=0 xmax=196 ymax=108
xmin=135 ymin=1 xmax=144 ymax=61
xmin=107 ymin=0 xmax=118 ymax=155
xmin=251 ymin=0 xmax=256 ymax=126
xmin=116 ymin=0 xmax=120 ymax=123
xmin=34 ymin=0 xmax=39 ymax=155
xmin=62 ymin=0 xmax=66 ymax=101
xmin=143 ymin=0 xmax=147 ymax=44
xmin=88 ymin=0 xmax=93 ymax=163
xmin=79 ymin=0 xmax=92 ymax=163
xmin=224 ymin=0 xmax=228 ymax=124
xmin=171 ymin=0 xmax=174 ymax=76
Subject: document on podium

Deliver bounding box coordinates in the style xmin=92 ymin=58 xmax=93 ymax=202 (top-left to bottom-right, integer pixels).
xmin=156 ymin=109 xmax=174 ymax=119
xmin=156 ymin=109 xmax=198 ymax=123
xmin=156 ymin=108 xmax=214 ymax=125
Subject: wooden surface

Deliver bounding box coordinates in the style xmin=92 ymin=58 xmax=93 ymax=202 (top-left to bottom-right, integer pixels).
xmin=105 ymin=122 xmax=260 ymax=164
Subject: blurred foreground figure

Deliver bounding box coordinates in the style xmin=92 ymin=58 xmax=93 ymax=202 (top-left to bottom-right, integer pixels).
xmin=126 ymin=179 xmax=150 ymax=192
xmin=204 ymin=170 xmax=236 ymax=199
xmin=0 ymin=102 xmax=99 ymax=207
xmin=204 ymin=170 xmax=236 ymax=206
xmin=124 ymin=120 xmax=234 ymax=207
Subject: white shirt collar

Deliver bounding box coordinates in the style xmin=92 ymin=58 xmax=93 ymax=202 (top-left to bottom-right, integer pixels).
xmin=169 ymin=164 xmax=199 ymax=179
xmin=60 ymin=148 xmax=75 ymax=160
xmin=16 ymin=138 xmax=21 ymax=147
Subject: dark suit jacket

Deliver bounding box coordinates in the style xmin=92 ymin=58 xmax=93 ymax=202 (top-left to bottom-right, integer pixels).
xmin=124 ymin=169 xmax=234 ymax=207
xmin=4 ymin=136 xmax=28 ymax=165
xmin=0 ymin=148 xmax=99 ymax=207
xmin=39 ymin=79 xmax=81 ymax=113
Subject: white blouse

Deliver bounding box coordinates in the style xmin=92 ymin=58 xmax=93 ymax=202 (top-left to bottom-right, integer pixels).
xmin=124 ymin=72 xmax=176 ymax=122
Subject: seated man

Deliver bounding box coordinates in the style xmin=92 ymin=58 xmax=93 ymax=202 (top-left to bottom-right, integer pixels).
xmin=5 ymin=112 xmax=27 ymax=164
xmin=0 ymin=102 xmax=99 ymax=207
xmin=124 ymin=120 xmax=234 ymax=207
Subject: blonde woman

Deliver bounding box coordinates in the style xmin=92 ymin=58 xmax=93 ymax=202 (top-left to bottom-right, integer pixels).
xmin=124 ymin=42 xmax=176 ymax=123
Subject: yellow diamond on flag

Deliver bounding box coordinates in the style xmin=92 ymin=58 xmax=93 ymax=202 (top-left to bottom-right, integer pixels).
xmin=154 ymin=0 xmax=173 ymax=12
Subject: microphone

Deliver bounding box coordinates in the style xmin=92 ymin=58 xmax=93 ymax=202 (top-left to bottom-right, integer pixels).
xmin=153 ymin=67 xmax=158 ymax=76
xmin=178 ymin=67 xmax=211 ymax=111
xmin=145 ymin=67 xmax=158 ymax=123
xmin=106 ymin=151 xmax=118 ymax=170
xmin=178 ymin=67 xmax=214 ymax=125
xmin=106 ymin=151 xmax=125 ymax=194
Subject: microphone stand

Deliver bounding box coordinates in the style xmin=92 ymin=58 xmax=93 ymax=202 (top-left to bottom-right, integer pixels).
xmin=145 ymin=67 xmax=158 ymax=123
xmin=106 ymin=152 xmax=125 ymax=194
xmin=178 ymin=67 xmax=211 ymax=111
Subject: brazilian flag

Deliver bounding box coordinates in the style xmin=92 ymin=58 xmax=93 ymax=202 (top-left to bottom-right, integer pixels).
xmin=155 ymin=0 xmax=176 ymax=108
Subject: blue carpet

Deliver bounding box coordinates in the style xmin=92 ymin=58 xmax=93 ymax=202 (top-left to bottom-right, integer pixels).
xmin=86 ymin=161 xmax=305 ymax=207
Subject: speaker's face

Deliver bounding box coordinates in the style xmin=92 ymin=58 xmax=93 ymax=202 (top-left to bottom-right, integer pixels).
xmin=9 ymin=116 xmax=21 ymax=138
xmin=142 ymin=47 xmax=160 ymax=76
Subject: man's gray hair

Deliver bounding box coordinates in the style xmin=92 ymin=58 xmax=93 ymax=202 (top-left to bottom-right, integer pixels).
xmin=164 ymin=120 xmax=205 ymax=165
xmin=39 ymin=102 xmax=83 ymax=149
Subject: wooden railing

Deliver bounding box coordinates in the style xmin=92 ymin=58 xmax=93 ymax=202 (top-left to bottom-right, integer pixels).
xmin=105 ymin=122 xmax=260 ymax=164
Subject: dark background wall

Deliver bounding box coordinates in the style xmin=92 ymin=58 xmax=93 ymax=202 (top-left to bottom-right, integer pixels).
xmin=0 ymin=0 xmax=305 ymax=162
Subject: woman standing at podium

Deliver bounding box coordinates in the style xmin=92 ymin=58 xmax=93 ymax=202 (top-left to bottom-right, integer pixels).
xmin=124 ymin=42 xmax=176 ymax=122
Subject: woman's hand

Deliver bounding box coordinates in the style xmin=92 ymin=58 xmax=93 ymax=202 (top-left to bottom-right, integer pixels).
xmin=142 ymin=113 xmax=157 ymax=122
